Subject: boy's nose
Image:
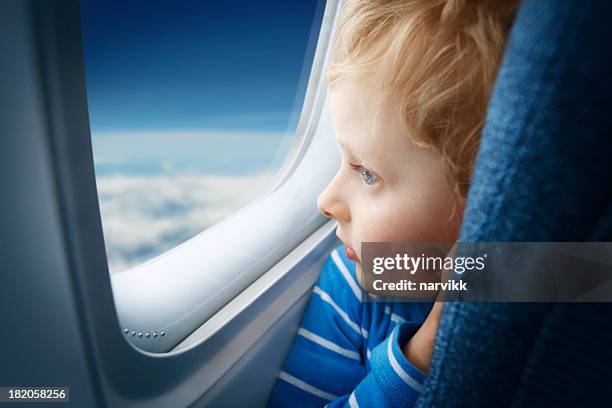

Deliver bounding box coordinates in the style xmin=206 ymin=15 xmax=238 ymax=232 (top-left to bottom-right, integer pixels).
xmin=317 ymin=182 xmax=350 ymax=223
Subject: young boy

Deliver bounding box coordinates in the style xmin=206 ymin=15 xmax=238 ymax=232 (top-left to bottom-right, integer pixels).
xmin=269 ymin=1 xmax=518 ymax=406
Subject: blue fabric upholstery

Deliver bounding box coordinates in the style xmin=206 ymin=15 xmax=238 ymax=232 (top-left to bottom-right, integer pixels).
xmin=416 ymin=1 xmax=612 ymax=406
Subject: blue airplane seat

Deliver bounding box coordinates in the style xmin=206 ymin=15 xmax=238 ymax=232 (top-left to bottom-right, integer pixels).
xmin=416 ymin=1 xmax=612 ymax=407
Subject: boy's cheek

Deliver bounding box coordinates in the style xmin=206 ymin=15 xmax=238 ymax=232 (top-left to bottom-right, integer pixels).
xmin=358 ymin=216 xmax=418 ymax=243
xmin=359 ymin=214 xmax=455 ymax=246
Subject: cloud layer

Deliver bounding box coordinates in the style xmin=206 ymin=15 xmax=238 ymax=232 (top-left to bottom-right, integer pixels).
xmin=96 ymin=172 xmax=274 ymax=272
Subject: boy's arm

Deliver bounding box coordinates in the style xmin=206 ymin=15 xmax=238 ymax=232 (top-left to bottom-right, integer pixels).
xmin=325 ymin=321 xmax=426 ymax=408
xmin=326 ymin=303 xmax=442 ymax=407
xmin=268 ymin=248 xmax=430 ymax=407
xmin=402 ymin=301 xmax=443 ymax=372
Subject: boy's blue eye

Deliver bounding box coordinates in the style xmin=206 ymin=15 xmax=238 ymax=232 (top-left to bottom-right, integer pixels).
xmin=361 ymin=168 xmax=376 ymax=185
xmin=350 ymin=164 xmax=378 ymax=186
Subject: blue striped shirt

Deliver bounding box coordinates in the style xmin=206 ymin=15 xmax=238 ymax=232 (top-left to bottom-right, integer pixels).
xmin=268 ymin=245 xmax=432 ymax=407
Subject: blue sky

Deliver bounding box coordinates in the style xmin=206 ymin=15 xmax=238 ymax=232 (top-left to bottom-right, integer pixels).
xmin=79 ymin=0 xmax=324 ymax=271
xmin=80 ymin=0 xmax=323 ymax=133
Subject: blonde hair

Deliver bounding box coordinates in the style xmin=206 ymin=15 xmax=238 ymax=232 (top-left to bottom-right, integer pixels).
xmin=328 ymin=0 xmax=519 ymax=198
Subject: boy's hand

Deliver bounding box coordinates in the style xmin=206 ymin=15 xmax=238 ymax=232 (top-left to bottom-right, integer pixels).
xmin=402 ymin=242 xmax=456 ymax=372
xmin=401 ymin=301 xmax=443 ymax=373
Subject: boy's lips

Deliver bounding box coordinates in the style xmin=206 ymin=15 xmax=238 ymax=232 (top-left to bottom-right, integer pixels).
xmin=336 ymin=232 xmax=361 ymax=263
xmin=344 ymin=245 xmax=361 ymax=263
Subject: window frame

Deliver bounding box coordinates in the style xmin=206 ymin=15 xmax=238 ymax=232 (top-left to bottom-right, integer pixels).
xmin=107 ymin=0 xmax=340 ymax=354
xmin=22 ymin=0 xmax=345 ymax=405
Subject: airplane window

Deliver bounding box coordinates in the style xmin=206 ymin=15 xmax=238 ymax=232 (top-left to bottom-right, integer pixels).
xmin=80 ymin=0 xmax=324 ymax=272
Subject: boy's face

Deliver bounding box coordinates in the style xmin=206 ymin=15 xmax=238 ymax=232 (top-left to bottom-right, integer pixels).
xmin=318 ymin=80 xmax=463 ymax=269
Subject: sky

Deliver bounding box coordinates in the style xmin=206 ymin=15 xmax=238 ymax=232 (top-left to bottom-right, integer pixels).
xmin=81 ymin=0 xmax=322 ymax=133
xmin=80 ymin=0 xmax=323 ymax=271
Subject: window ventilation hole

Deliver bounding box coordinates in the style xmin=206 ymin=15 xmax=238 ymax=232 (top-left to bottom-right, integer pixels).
xmin=123 ymin=328 xmax=166 ymax=339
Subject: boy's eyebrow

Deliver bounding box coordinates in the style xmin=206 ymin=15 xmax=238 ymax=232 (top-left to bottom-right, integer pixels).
xmin=337 ymin=137 xmax=388 ymax=172
xmin=337 ymin=138 xmax=365 ymax=160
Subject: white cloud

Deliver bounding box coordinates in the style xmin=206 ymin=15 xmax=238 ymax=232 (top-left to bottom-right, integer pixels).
xmin=96 ymin=172 xmax=275 ymax=272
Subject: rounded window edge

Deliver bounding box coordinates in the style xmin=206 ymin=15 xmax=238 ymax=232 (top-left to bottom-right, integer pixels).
xmin=109 ymin=0 xmax=344 ymax=354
